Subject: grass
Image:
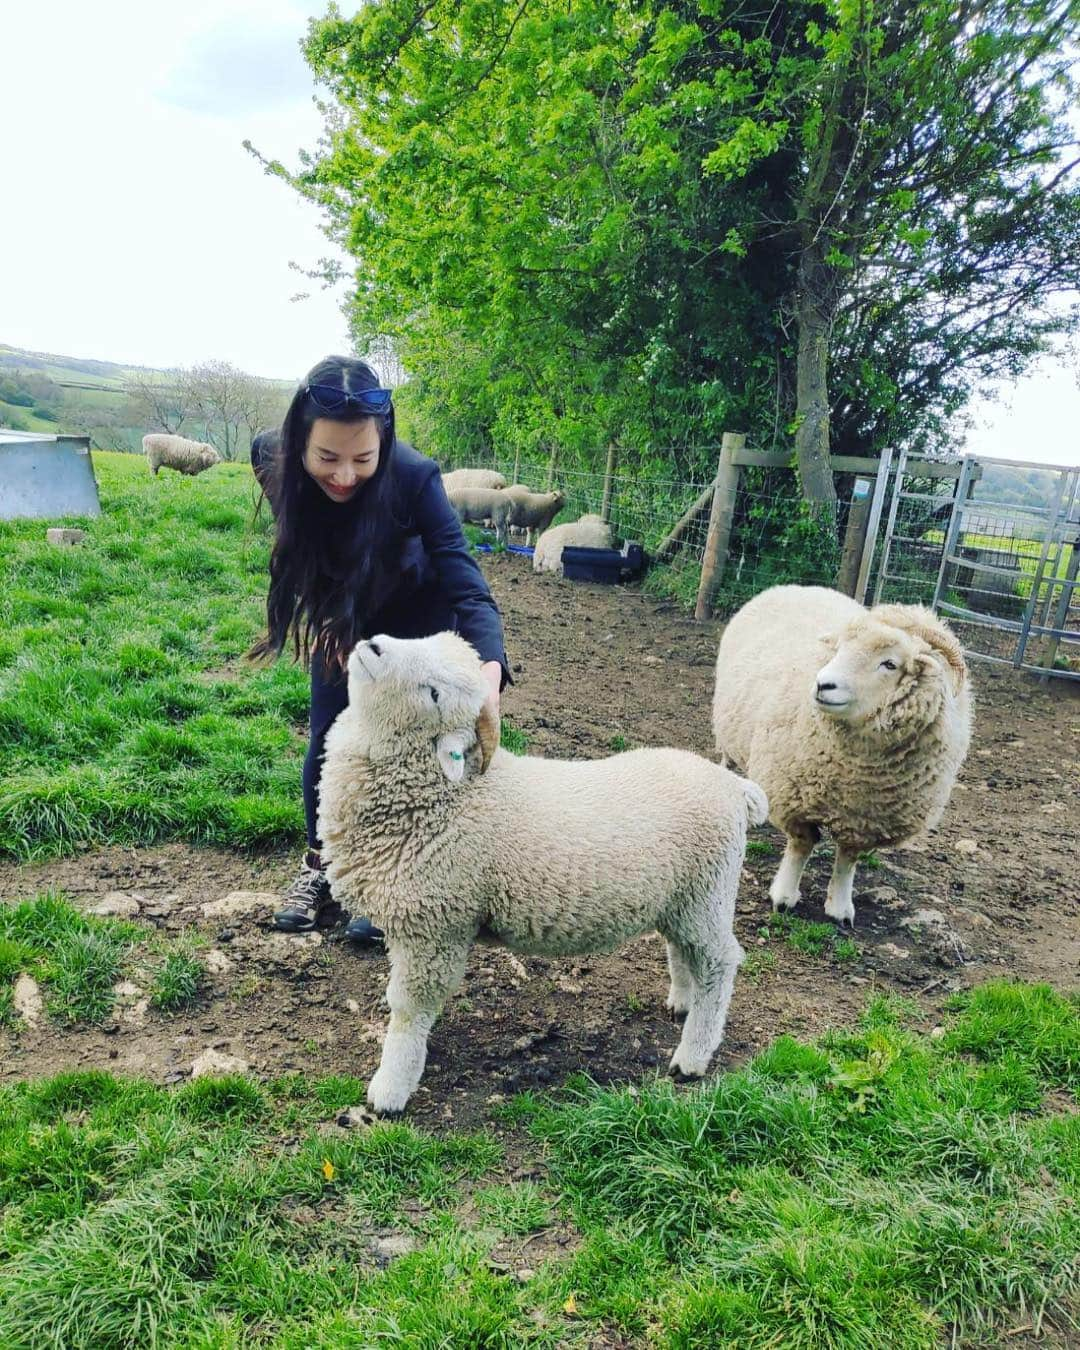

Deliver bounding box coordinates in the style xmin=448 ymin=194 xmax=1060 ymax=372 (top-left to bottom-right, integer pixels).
xmin=761 ymin=911 xmax=861 ymax=964
xmin=148 ymin=951 xmax=204 ymax=1012
xmin=500 ymin=717 xmax=529 ymax=755
xmin=0 ymin=982 xmax=1076 ymax=1346
xmin=0 ymin=453 xmax=311 ymax=860
xmin=0 ymin=892 xmax=139 ymax=1024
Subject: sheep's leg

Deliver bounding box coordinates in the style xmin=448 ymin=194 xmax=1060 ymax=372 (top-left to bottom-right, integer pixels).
xmin=366 ymin=937 xmax=469 ymax=1116
xmin=824 ymin=847 xmax=859 ymax=928
xmin=665 ymin=942 xmax=696 ymax=1017
xmin=668 ymin=936 xmax=744 ymax=1078
xmin=768 ymin=826 xmax=817 ymax=912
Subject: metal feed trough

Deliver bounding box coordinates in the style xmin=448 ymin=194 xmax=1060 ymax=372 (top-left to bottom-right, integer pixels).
xmin=0 ymin=431 xmax=101 ymax=520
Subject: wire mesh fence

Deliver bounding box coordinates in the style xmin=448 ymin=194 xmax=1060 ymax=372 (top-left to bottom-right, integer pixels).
xmin=442 ymin=449 xmax=858 ymax=616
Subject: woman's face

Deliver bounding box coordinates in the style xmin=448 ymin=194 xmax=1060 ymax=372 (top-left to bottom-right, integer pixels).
xmin=303 ymin=417 xmax=380 ymax=503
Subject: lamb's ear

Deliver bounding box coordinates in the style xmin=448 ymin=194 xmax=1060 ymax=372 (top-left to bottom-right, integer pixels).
xmin=436 ymin=730 xmax=470 ymax=784
xmin=475 ymin=700 xmax=499 ymax=773
xmin=874 ymin=604 xmax=967 ymax=692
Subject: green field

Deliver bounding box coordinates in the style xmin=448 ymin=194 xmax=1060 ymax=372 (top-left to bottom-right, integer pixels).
xmin=0 ymin=453 xmax=308 ymax=859
xmin=0 ymin=976 xmax=1076 ymax=1347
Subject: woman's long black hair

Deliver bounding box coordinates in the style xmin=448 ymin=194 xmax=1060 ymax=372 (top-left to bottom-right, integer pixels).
xmin=250 ymin=355 xmax=401 ymax=672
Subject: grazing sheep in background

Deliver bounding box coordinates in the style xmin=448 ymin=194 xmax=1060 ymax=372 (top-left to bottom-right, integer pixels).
xmin=143 ymin=433 xmax=220 ymax=477
xmin=712 ymin=585 xmax=972 ymax=927
xmin=533 ymin=513 xmax=613 ymax=574
xmin=446 ymin=485 xmax=516 ymax=542
xmin=442 ymin=468 xmax=507 ymax=492
xmin=319 ymin=631 xmax=767 ymax=1116
xmin=503 ymin=485 xmax=565 ymax=545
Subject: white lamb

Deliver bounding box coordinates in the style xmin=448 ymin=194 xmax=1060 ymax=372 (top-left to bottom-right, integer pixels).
xmin=712 ymin=585 xmax=972 ymax=927
xmin=143 ymin=433 xmax=220 ymax=476
xmin=442 ymin=468 xmax=507 ymax=492
xmin=533 ymin=513 xmax=613 ymax=573
xmin=318 ymin=631 xmax=767 ymax=1116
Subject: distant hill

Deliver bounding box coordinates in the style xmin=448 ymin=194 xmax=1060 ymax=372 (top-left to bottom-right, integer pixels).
xmin=0 ymin=344 xmax=293 ymax=457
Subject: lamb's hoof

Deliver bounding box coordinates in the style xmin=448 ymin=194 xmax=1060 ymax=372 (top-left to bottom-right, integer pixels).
xmin=665 ymin=995 xmax=690 ymax=1021
xmin=667 ymin=1055 xmax=707 ymax=1081
xmin=366 ymin=1072 xmax=411 ymax=1118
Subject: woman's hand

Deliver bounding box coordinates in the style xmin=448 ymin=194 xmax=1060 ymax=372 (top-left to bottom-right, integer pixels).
xmin=480 ymin=660 xmax=502 ymax=730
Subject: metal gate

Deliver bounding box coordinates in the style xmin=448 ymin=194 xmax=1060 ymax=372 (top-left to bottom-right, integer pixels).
xmin=872 ymin=452 xmax=1080 ymax=681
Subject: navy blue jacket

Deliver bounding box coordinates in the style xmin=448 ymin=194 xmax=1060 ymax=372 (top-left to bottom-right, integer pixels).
xmin=252 ymin=435 xmax=510 ymax=686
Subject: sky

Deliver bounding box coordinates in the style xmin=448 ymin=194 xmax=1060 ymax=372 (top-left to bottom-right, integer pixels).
xmin=4 ymin=0 xmax=1080 ymax=467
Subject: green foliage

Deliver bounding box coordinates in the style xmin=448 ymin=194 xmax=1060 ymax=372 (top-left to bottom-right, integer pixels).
xmin=264 ymin=0 xmax=1080 ymax=505
xmin=0 ymin=453 xmax=307 ymax=859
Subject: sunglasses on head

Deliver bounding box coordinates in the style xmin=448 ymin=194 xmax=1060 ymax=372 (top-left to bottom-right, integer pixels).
xmin=304 ymin=383 xmax=393 ymax=416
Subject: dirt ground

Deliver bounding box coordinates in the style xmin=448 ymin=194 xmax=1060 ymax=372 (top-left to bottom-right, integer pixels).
xmin=2 ymin=552 xmax=1078 ymax=1134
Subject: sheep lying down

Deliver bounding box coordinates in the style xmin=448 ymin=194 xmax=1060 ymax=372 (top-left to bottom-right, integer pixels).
xmin=319 ymin=631 xmax=767 ymax=1116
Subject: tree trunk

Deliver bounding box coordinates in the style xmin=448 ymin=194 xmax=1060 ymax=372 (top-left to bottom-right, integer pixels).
xmin=794 ymin=245 xmax=838 ymax=516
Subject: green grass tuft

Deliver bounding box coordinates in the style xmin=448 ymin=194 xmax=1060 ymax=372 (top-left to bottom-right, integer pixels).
xmin=149 ymin=952 xmax=204 ymax=1011
xmin=0 ymin=892 xmax=138 ymax=1025
xmin=499 ymin=717 xmax=528 ymax=755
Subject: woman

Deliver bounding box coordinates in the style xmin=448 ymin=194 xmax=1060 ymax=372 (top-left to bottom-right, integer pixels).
xmin=251 ymin=356 xmax=509 ymax=941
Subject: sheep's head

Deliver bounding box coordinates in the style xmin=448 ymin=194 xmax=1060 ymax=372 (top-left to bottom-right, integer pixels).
xmin=813 ymin=606 xmax=966 ymax=735
xmin=200 ymin=446 xmax=220 ymax=467
xmin=345 ymin=632 xmax=498 ymax=781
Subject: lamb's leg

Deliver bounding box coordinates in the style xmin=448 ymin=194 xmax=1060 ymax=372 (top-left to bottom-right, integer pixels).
xmin=366 ymin=937 xmax=469 ymax=1116
xmin=824 ymin=846 xmax=859 ymax=928
xmin=769 ymin=825 xmax=818 ymax=912
xmin=665 ymin=941 xmax=696 ymax=1017
xmin=668 ymin=936 xmax=744 ymax=1078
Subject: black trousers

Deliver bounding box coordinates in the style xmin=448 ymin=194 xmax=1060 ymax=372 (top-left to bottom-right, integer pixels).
xmin=303 ymin=649 xmax=350 ymax=850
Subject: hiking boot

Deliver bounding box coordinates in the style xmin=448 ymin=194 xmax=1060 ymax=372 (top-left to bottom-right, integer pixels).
xmin=273 ymin=854 xmax=335 ymax=932
xmin=344 ymin=914 xmax=385 ymax=946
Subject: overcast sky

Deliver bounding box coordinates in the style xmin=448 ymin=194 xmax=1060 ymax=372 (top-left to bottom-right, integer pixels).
xmin=5 ymin=0 xmax=1080 ymax=466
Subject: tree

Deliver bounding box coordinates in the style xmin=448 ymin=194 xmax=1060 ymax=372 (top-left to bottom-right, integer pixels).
xmin=125 ymin=369 xmax=192 ymax=435
xmin=181 ymin=360 xmax=249 ymax=460
xmin=259 ymin=0 xmax=1080 ymax=511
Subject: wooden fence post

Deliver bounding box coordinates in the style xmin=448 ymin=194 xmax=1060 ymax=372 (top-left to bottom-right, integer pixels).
xmin=694 ymin=432 xmax=744 ymax=621
xmin=512 ymin=446 xmax=521 ymax=485
xmin=600 ymin=442 xmax=618 ymax=522
xmin=837 ymin=480 xmax=872 ymax=596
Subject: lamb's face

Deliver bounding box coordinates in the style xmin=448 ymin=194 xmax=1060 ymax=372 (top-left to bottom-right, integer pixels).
xmin=200 ymin=447 xmax=220 ymax=467
xmin=813 ymin=620 xmax=942 ymax=729
xmin=346 ymin=632 xmax=488 ymax=749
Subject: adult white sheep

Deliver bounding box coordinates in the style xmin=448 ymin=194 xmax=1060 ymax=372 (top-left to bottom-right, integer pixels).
xmin=442 ymin=468 xmax=507 ymax=492
xmin=143 ymin=433 xmax=221 ymax=477
xmin=319 ymin=631 xmax=767 ymax=1116
xmin=446 ymin=485 xmax=515 ymax=542
xmin=712 ymin=585 xmax=972 ymax=927
xmin=533 ymin=513 xmax=613 ymax=573
xmin=504 ymin=485 xmax=565 ymax=545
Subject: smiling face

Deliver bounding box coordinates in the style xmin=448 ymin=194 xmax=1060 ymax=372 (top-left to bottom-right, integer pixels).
xmin=302 ymin=417 xmax=380 ymax=503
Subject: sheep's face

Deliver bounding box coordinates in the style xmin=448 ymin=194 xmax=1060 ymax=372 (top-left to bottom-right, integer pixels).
xmin=813 ymin=619 xmax=942 ymax=729
xmin=200 ymin=447 xmax=220 ymax=467
xmin=346 ymin=632 xmax=490 ymax=768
